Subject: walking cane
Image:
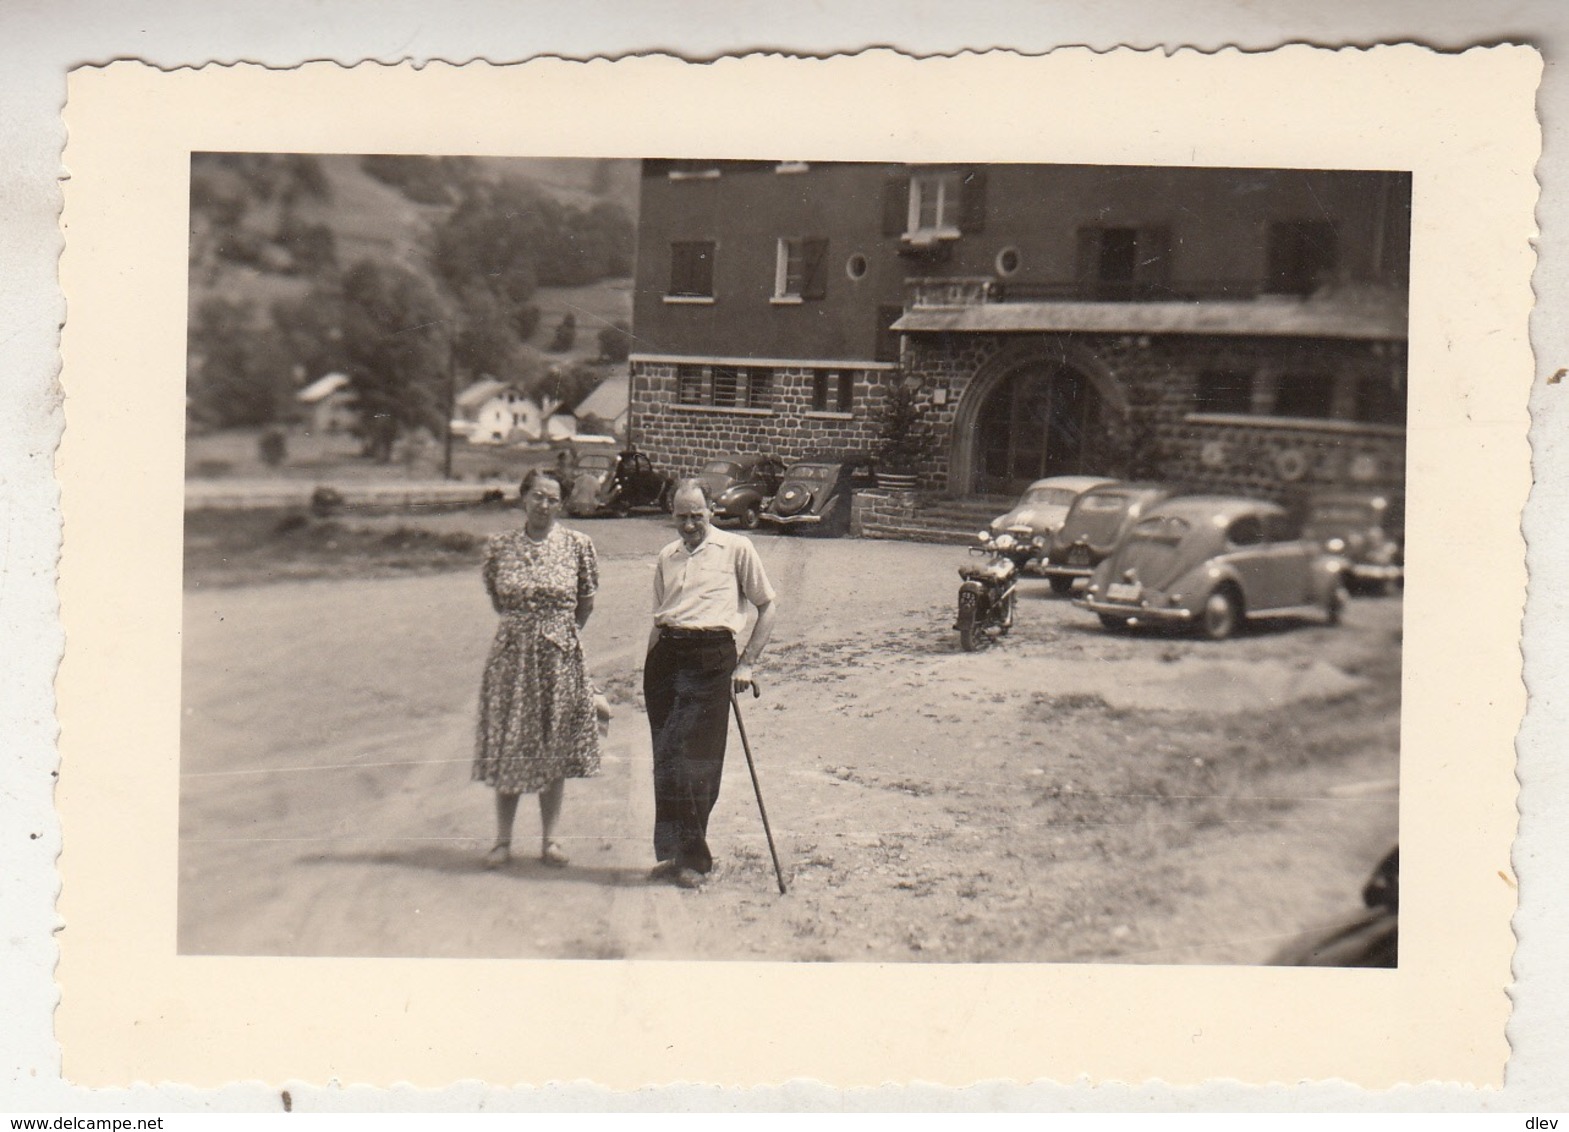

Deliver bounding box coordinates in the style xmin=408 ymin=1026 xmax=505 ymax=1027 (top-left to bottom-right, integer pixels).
xmin=731 ymin=680 xmax=787 ymax=895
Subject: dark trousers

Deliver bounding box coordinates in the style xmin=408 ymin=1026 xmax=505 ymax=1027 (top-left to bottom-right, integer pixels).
xmin=643 ymin=635 xmax=736 ymax=873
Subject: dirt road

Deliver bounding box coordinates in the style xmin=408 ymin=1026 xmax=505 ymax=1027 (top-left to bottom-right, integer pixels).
xmin=180 ymin=516 xmax=1400 ymax=963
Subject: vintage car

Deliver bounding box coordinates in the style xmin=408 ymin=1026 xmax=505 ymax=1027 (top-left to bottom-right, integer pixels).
xmin=696 ymin=453 xmax=787 ymax=529
xmin=978 ymin=475 xmax=1118 ymax=577
xmin=563 ymin=449 xmax=673 ymax=517
xmin=1040 ymin=482 xmax=1176 ymax=595
xmin=760 ymin=452 xmax=879 ymax=535
xmin=1302 ymin=489 xmax=1405 ymax=595
xmin=1075 ymin=495 xmax=1348 ymax=639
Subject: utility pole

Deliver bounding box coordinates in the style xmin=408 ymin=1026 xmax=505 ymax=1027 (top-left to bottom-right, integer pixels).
xmin=443 ymin=331 xmax=457 ymax=480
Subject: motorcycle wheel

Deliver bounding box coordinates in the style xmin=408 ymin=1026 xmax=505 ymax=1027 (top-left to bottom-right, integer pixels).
xmin=957 ymin=590 xmax=983 ymax=652
xmin=997 ymin=591 xmax=1016 ymax=635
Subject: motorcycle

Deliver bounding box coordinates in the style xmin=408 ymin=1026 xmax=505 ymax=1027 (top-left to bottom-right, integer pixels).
xmin=955 ymin=531 xmax=1037 ymax=651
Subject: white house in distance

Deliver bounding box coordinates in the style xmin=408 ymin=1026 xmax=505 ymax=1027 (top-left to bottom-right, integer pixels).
xmin=296 ymin=372 xmax=356 ymax=434
xmin=455 ymin=377 xmax=571 ymax=445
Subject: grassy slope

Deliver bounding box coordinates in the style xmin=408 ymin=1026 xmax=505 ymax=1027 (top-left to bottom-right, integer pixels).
xmin=188 ymin=154 xmax=638 ymax=360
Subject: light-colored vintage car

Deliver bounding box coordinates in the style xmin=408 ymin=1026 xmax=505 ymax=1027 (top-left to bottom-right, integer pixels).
xmin=1040 ymin=482 xmax=1176 ymax=595
xmin=1302 ymin=489 xmax=1405 ymax=595
xmin=1075 ymin=495 xmax=1348 ymax=639
xmin=978 ymin=475 xmax=1117 ymax=578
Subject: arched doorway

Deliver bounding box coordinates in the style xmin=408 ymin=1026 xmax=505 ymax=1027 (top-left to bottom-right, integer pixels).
xmin=972 ymin=361 xmax=1112 ymax=495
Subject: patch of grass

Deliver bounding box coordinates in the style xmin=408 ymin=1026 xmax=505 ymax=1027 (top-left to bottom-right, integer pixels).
xmin=184 ymin=508 xmax=486 ymax=588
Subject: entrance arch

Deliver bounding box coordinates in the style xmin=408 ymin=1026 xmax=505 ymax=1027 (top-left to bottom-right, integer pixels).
xmin=949 ymin=341 xmax=1130 ymax=496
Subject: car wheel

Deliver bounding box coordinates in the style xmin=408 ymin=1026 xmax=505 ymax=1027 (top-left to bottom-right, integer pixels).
xmin=1327 ymin=582 xmax=1349 ymax=626
xmin=957 ymin=591 xmax=985 ymax=651
xmin=740 ymin=503 xmax=761 ymax=530
xmin=1098 ymin=613 xmax=1130 ymax=632
xmin=1049 ymin=575 xmax=1075 ymax=597
xmin=1200 ymin=588 xmax=1241 ymax=641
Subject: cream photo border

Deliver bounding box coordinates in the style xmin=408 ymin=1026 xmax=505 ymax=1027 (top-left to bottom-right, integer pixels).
xmin=57 ymin=48 xmax=1535 ymax=1088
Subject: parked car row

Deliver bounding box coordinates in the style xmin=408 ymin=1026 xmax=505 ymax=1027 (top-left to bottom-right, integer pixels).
xmin=560 ymin=446 xmax=880 ymax=536
xmin=973 ymin=476 xmax=1402 ymax=642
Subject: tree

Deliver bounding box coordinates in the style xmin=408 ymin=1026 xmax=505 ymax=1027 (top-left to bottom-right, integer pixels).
xmin=597 ymin=320 xmax=632 ymax=363
xmin=548 ymin=312 xmax=577 ymax=352
xmin=336 ymin=260 xmax=453 ymax=461
xmin=188 ymin=298 xmax=295 ymax=428
xmin=873 ymin=381 xmax=935 ymax=473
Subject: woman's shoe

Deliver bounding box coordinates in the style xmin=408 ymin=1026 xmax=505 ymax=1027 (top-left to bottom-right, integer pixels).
xmin=483 ymin=842 xmax=511 ymax=870
xmin=541 ymin=841 xmax=570 ymax=868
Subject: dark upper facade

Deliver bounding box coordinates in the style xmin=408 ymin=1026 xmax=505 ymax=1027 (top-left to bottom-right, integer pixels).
xmin=629 ymin=159 xmax=1410 ymax=499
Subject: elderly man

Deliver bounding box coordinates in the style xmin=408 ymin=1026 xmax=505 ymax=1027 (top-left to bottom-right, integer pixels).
xmin=644 ymin=478 xmax=778 ymax=889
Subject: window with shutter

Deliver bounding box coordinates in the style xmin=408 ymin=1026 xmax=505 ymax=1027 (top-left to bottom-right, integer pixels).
xmin=1076 ymin=226 xmax=1172 ymax=300
xmin=775 ymin=237 xmax=829 ymax=301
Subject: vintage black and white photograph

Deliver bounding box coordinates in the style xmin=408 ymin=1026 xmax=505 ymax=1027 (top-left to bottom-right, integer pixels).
xmin=178 ymin=152 xmax=1407 ymax=965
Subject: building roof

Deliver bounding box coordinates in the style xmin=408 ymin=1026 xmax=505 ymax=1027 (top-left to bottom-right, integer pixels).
xmin=296 ymin=372 xmax=350 ymax=403
xmin=455 ymin=377 xmax=508 ymax=411
xmin=574 ymin=374 xmax=629 ymax=422
xmin=893 ymin=296 xmax=1407 ymax=341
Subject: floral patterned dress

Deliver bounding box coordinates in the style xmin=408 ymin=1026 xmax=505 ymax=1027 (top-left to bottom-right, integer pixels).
xmin=472 ymin=525 xmax=600 ymax=794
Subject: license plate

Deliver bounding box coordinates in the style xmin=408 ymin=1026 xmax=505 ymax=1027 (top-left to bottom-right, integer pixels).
xmin=1106 ymin=582 xmax=1142 ymax=603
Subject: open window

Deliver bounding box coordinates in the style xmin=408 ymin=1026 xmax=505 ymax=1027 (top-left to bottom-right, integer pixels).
xmin=774 ymin=237 xmax=829 ymax=301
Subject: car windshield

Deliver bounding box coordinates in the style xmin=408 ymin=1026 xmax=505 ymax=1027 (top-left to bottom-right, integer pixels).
xmin=577 ymin=455 xmax=613 ymax=472
xmin=1129 ymin=516 xmax=1191 ymax=544
xmin=786 ymin=463 xmax=835 ymax=479
xmin=702 ymin=460 xmax=741 ymax=476
xmin=1023 ymin=487 xmax=1079 ymax=506
xmin=1077 ymin=492 xmax=1131 ymax=513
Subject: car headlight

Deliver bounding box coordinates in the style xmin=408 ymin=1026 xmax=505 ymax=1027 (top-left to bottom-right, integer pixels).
xmin=994 ymin=533 xmax=1017 ymax=550
xmin=1031 ymin=535 xmax=1047 ymax=549
xmin=1326 ymin=537 xmax=1346 ymax=554
xmin=978 ymin=530 xmax=993 ymax=543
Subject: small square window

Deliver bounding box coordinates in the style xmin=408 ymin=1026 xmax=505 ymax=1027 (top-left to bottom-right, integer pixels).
xmin=775 ymin=237 xmax=829 ymax=301
xmin=676 ymin=365 xmax=705 ymax=405
xmin=908 ymin=171 xmax=962 ymax=236
xmin=669 ymin=241 xmax=715 ymax=298
xmin=813 ymin=371 xmax=855 ymax=413
xmin=1194 ymin=370 xmax=1254 ymax=415
xmin=1273 ymin=372 xmax=1336 ymax=419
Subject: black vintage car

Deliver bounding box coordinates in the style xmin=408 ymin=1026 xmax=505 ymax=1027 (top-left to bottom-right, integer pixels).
xmin=564 ymin=449 xmax=673 ymax=517
xmin=1302 ymin=489 xmax=1405 ymax=595
xmin=760 ymin=452 xmax=878 ymax=536
xmin=695 ymin=453 xmax=787 ymax=529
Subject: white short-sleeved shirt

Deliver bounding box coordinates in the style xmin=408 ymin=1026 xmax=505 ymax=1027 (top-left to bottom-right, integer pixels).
xmin=652 ymin=525 xmax=776 ymax=636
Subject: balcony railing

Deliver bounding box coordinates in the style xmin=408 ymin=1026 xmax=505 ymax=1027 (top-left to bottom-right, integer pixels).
xmin=905 ymin=276 xmax=1275 ymax=308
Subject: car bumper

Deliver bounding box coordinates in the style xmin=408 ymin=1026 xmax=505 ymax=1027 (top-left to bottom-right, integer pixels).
xmin=1347 ymin=562 xmax=1403 ymax=582
xmin=1074 ymin=597 xmax=1194 ymax=623
xmin=760 ymin=512 xmax=823 ymax=527
xmin=1041 ymin=563 xmax=1094 ymax=580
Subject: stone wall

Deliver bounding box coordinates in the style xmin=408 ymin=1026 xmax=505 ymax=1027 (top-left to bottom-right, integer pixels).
xmin=900 ymin=330 xmax=1406 ymax=501
xmin=632 ymin=330 xmax=1407 ymax=502
xmin=630 ymin=361 xmax=893 ymax=478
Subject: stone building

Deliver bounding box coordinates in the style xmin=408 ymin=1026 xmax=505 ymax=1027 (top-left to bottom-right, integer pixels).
xmin=628 ymin=160 xmax=1409 ymax=503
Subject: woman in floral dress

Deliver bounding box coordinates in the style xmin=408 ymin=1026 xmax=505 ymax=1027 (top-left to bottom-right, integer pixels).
xmin=473 ymin=469 xmax=600 ymax=868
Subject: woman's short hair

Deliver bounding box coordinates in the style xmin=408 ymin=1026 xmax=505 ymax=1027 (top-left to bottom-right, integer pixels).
xmin=519 ymin=468 xmax=565 ymax=499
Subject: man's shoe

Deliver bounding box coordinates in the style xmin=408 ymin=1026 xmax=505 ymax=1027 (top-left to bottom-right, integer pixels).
xmin=648 ymin=860 xmax=681 ymax=882
xmin=674 ymin=868 xmax=707 ymax=890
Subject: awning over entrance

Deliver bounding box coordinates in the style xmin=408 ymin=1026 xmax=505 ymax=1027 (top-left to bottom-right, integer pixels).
xmin=892 ymin=297 xmax=1407 ymax=341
